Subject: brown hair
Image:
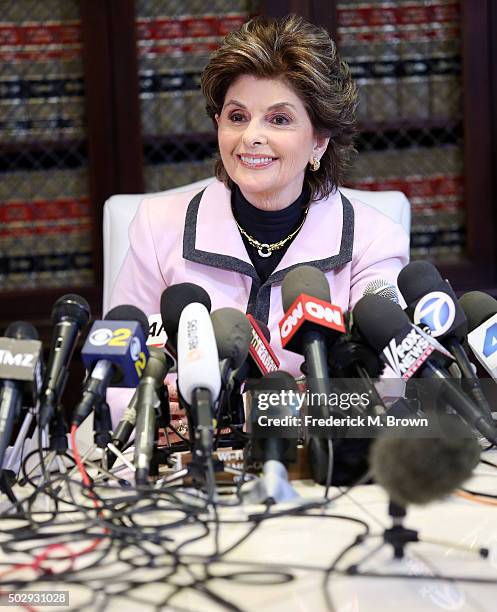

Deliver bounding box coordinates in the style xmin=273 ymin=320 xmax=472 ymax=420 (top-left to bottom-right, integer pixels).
xmin=201 ymin=14 xmax=357 ymax=201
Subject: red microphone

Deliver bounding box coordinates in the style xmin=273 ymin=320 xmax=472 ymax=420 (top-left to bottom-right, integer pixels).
xmin=279 ymin=293 xmax=345 ymax=354
xmin=247 ymin=314 xmax=280 ymax=375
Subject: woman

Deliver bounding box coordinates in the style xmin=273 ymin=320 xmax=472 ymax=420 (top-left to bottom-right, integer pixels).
xmin=108 ymin=15 xmax=409 ymax=425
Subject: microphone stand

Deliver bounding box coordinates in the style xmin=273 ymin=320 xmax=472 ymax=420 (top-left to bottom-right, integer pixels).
xmin=189 ymin=388 xmax=217 ymax=502
xmin=343 ymin=499 xmax=488 ymax=575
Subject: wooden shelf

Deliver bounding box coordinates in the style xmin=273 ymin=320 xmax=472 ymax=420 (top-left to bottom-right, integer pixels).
xmin=357 ymin=117 xmax=463 ymax=134
xmin=0 ymin=139 xmax=87 ymax=156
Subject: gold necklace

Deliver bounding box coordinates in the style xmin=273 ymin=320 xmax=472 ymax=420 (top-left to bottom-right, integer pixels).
xmin=233 ymin=206 xmax=310 ymax=258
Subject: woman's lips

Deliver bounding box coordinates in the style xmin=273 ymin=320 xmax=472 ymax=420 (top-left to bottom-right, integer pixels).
xmin=237 ymin=154 xmax=277 ymax=169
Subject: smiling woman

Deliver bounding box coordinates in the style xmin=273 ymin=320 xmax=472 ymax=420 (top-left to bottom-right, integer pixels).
xmin=108 ymin=14 xmax=409 ymax=422
xmin=214 ymin=75 xmax=328 ymax=212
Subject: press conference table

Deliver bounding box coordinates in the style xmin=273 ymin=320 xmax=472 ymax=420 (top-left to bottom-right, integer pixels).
xmin=1 ymin=454 xmax=497 ymax=612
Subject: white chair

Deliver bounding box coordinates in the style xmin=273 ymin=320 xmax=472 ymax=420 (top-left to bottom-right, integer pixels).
xmin=102 ymin=179 xmax=411 ymax=314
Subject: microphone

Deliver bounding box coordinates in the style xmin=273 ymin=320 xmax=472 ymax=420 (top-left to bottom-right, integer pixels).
xmin=370 ymin=418 xmax=480 ymax=507
xmin=72 ymin=305 xmax=149 ymax=427
xmin=353 ymin=294 xmax=497 ymax=444
xmin=177 ymin=302 xmax=221 ymax=417
xmin=211 ymin=307 xmax=252 ymax=375
xmin=460 ymin=291 xmax=497 ymax=383
xmin=110 ymin=285 xmax=211 ymax=460
xmin=0 ymin=322 xmax=43 ymax=469
xmin=210 ymin=307 xmax=252 ymax=432
xmin=160 ymin=283 xmax=211 ymax=359
xmin=39 ymin=294 xmax=91 ymax=428
xmin=398 ymin=261 xmax=493 ymax=422
xmin=279 ymin=265 xmax=346 ymax=411
xmin=363 ymin=279 xmax=400 ymax=303
xmin=244 ymin=371 xmax=300 ymax=504
xmin=177 ymin=301 xmax=221 ymax=497
xmin=134 ymin=347 xmax=170 ymax=485
xmin=245 ymin=314 xmax=280 ymax=376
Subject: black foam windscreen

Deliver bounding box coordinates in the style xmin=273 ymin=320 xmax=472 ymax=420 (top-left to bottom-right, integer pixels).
xmin=211 ymin=308 xmax=252 ymax=369
xmin=4 ymin=321 xmax=39 ymax=340
xmin=256 ymin=370 xmax=299 ymax=392
xmin=51 ymin=293 xmax=91 ymax=328
xmin=160 ymin=283 xmax=211 ymax=341
xmin=397 ymin=260 xmax=443 ymax=305
xmin=370 ymin=419 xmax=480 ymax=506
xmin=352 ymin=294 xmax=409 ymax=352
xmin=105 ymin=304 xmax=149 ymax=339
xmin=459 ymin=291 xmax=497 ymax=333
xmin=281 ymin=265 xmax=331 ymax=312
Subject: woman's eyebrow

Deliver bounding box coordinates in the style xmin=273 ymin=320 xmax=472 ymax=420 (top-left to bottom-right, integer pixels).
xmin=223 ymin=100 xmax=297 ymax=111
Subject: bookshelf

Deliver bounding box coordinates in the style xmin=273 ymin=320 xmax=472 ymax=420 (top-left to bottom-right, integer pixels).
xmin=1 ymin=0 xmax=496 ymax=347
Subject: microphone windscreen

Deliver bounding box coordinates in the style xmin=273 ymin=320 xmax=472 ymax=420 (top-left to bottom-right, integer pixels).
xmin=281 ymin=265 xmax=331 ymax=312
xmin=459 ymin=291 xmax=497 ymax=332
xmin=51 ymin=293 xmax=91 ymax=328
xmin=211 ymin=308 xmax=252 ymax=369
xmin=160 ymin=283 xmax=211 ymax=340
xmin=177 ymin=302 xmax=221 ymax=404
xmin=249 ymin=370 xmax=299 ymax=393
xmin=105 ymin=305 xmax=149 ymax=339
xmin=352 ymin=294 xmax=409 ymax=352
xmin=370 ymin=420 xmax=480 ymax=506
xmin=4 ymin=321 xmax=39 ymax=340
xmin=397 ymin=261 xmax=442 ymax=304
xmin=254 ymin=319 xmax=271 ymax=341
xmin=363 ymin=279 xmax=399 ymax=304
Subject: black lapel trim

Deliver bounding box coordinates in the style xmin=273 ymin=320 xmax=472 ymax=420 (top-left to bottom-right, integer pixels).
xmin=264 ymin=191 xmax=354 ymax=285
xmin=182 ymin=189 xmax=354 ymax=325
xmin=183 ymin=188 xmax=259 ymax=281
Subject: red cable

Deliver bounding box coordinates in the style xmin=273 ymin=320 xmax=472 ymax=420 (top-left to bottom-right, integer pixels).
xmin=0 ymin=428 xmax=109 ymax=590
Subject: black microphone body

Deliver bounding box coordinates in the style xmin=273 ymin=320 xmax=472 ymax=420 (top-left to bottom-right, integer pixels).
xmin=39 ymin=294 xmax=91 ymax=428
xmin=0 ymin=382 xmax=23 ymax=470
xmin=134 ymin=347 xmax=169 ymax=485
xmin=0 ymin=322 xmax=42 ymax=469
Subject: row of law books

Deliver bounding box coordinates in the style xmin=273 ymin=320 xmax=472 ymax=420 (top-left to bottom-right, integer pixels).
xmin=0 ymin=167 xmax=94 ymax=290
xmin=0 ymin=16 xmax=85 ymax=141
xmin=337 ymin=1 xmax=462 ymax=122
xmin=344 ymin=144 xmax=465 ymax=261
xmin=136 ymin=11 xmax=247 ymax=137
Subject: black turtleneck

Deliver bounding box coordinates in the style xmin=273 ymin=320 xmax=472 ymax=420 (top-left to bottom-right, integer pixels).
xmin=231 ymin=184 xmax=310 ymax=283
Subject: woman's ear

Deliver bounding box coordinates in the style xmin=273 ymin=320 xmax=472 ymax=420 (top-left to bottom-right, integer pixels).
xmin=314 ymin=134 xmax=330 ymax=159
xmin=215 ymin=113 xmax=220 ymax=126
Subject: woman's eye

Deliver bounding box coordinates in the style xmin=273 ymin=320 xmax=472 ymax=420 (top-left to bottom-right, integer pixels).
xmin=229 ymin=112 xmax=245 ymax=122
xmin=271 ymin=114 xmax=291 ymax=125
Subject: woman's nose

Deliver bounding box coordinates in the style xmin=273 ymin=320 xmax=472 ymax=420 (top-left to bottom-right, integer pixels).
xmin=242 ymin=119 xmax=268 ymax=147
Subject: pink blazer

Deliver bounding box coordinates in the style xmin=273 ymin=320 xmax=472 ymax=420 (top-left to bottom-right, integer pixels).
xmin=109 ymin=179 xmax=409 ymax=378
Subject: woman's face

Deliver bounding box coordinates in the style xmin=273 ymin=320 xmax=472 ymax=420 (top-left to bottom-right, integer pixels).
xmin=216 ymin=75 xmax=328 ymax=210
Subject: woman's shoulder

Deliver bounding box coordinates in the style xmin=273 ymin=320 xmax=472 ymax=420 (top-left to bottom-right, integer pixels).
xmin=336 ymin=190 xmax=410 ymax=265
xmin=137 ymin=177 xmax=224 ymax=222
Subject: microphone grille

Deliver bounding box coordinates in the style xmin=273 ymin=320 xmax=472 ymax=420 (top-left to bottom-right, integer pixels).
xmin=4 ymin=321 xmax=39 ymax=340
xmin=52 ymin=293 xmax=91 ymax=328
xmin=363 ymin=279 xmax=399 ymax=304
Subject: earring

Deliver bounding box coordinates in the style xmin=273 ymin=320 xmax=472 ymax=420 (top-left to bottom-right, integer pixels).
xmin=310 ymin=157 xmax=320 ymax=172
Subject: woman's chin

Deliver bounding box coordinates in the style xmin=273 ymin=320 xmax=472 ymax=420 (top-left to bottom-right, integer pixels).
xmin=234 ymin=174 xmax=278 ymax=196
